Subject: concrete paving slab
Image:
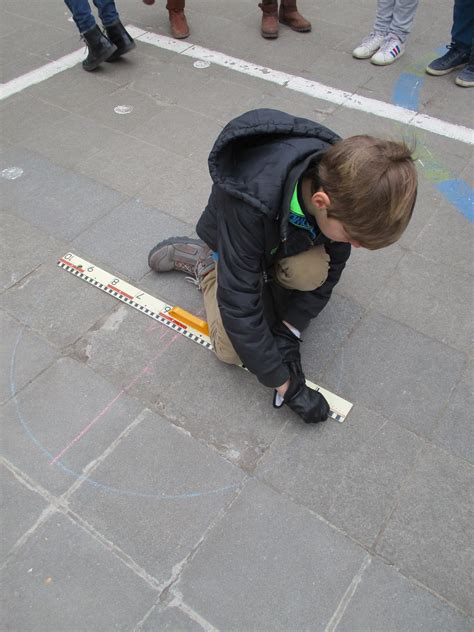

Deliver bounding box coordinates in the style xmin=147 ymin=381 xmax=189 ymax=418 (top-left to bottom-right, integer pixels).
xmin=138 ymin=155 xmax=213 ymax=226
xmin=69 ymin=302 xmax=204 ymax=407
xmin=141 ymin=604 xmax=203 ymax=632
xmin=432 ymin=360 xmax=473 ymax=464
xmin=301 ymin=293 xmax=364 ymax=379
xmin=1 ymin=356 xmax=143 ymax=496
xmin=76 ymin=86 xmax=169 ymax=135
xmin=1 ymin=463 xmax=48 ymax=560
xmin=371 ymin=252 xmax=473 ymax=353
xmin=2 ymin=514 xmax=157 ymax=632
xmin=376 ymin=445 xmax=474 ymax=616
xmin=0 ymin=147 xmax=67 ymax=209
xmin=178 ymin=479 xmax=367 ymax=631
xmin=132 ymin=105 xmax=222 ymax=161
xmin=0 ymin=94 xmax=70 ymax=144
xmin=0 ymin=212 xmax=66 ymax=291
xmin=76 ymin=132 xmax=178 ymax=198
xmin=337 ymin=558 xmax=472 ymax=632
xmin=20 ymin=112 xmax=120 ymax=170
xmin=323 ymin=312 xmax=466 ymax=438
xmin=335 ymin=242 xmax=405 ymax=305
xmin=412 ymin=202 xmax=474 ymax=276
xmin=160 ymin=352 xmax=289 ymax=472
xmin=69 ymin=408 xmax=244 ymax=582
xmin=72 ymin=199 xmax=193 ymax=282
xmin=256 ymin=405 xmax=424 ymax=547
xmin=72 ymin=302 xmax=286 ymax=472
xmin=22 ymin=66 xmax=117 ymax=114
xmin=2 ymin=260 xmax=116 ymax=347
xmin=0 ymin=311 xmax=60 ymax=404
xmin=6 ymin=163 xmax=126 ymax=241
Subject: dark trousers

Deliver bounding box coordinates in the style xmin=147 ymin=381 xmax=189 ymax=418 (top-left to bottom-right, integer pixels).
xmin=64 ymin=0 xmax=119 ymax=34
xmin=451 ymin=0 xmax=474 ymax=52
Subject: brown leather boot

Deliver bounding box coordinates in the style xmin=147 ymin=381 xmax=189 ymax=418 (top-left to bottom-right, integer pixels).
xmin=279 ymin=0 xmax=311 ymax=32
xmin=166 ymin=0 xmax=190 ymax=39
xmin=259 ymin=2 xmax=279 ymax=39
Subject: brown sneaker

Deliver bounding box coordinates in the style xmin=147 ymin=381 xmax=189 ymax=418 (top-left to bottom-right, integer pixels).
xmin=148 ymin=237 xmax=214 ymax=287
xmin=279 ymin=2 xmax=311 ymax=32
xmin=259 ymin=2 xmax=279 ymax=39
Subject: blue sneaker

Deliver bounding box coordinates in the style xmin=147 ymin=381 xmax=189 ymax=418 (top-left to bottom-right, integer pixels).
xmin=426 ymin=44 xmax=469 ymax=75
xmin=455 ymin=63 xmax=474 ymax=87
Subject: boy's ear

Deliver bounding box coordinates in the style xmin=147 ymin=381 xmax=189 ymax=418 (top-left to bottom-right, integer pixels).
xmin=312 ymin=190 xmax=331 ymax=209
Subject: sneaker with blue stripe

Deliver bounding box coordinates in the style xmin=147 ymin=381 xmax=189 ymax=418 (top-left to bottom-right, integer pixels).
xmin=371 ymin=35 xmax=405 ymax=65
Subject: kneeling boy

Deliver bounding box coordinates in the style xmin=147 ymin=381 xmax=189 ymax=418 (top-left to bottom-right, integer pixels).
xmin=148 ymin=109 xmax=417 ymax=425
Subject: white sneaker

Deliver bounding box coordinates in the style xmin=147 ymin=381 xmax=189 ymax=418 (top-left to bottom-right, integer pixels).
xmin=371 ymin=35 xmax=405 ymax=65
xmin=352 ymin=32 xmax=385 ymax=59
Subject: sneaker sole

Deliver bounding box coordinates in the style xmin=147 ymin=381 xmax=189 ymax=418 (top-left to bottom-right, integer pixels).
xmin=83 ymin=44 xmax=118 ymax=71
xmin=352 ymin=48 xmax=380 ymax=59
xmin=370 ymin=49 xmax=404 ymax=66
xmin=148 ymin=237 xmax=206 ymax=271
xmin=279 ymin=19 xmax=311 ymax=32
xmin=455 ymin=76 xmax=474 ymax=87
xmin=426 ymin=63 xmax=468 ymax=76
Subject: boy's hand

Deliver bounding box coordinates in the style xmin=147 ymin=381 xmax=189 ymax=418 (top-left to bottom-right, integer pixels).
xmin=273 ymin=361 xmax=329 ymax=424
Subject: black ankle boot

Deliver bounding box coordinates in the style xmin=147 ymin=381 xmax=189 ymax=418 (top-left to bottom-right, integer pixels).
xmin=105 ymin=21 xmax=136 ymax=61
xmin=82 ymin=24 xmax=117 ymax=71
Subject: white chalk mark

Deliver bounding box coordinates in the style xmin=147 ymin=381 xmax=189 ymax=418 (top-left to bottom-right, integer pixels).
xmin=1 ymin=167 xmax=24 ymax=180
xmin=114 ymin=105 xmax=133 ymax=114
xmin=194 ymin=60 xmax=211 ymax=69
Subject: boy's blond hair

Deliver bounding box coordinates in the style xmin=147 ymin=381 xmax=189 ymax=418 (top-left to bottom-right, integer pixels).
xmin=317 ymin=135 xmax=417 ymax=249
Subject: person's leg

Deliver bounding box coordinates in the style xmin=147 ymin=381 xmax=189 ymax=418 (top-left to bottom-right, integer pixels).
xmin=373 ymin=0 xmax=396 ymax=35
xmin=92 ymin=0 xmax=119 ymax=28
xmin=387 ymin=0 xmax=420 ymax=43
xmin=201 ymin=268 xmax=241 ymax=365
xmin=278 ymin=0 xmax=312 ymax=33
xmin=166 ymin=0 xmax=190 ymax=39
xmin=426 ymin=0 xmax=473 ymax=76
xmin=259 ymin=1 xmax=279 ymax=39
xmin=274 ymin=245 xmax=329 ymax=291
xmin=451 ymin=0 xmax=474 ymax=51
xmin=64 ymin=0 xmax=96 ymax=34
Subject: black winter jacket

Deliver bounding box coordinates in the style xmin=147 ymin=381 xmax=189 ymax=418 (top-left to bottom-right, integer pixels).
xmin=196 ymin=109 xmax=351 ymax=388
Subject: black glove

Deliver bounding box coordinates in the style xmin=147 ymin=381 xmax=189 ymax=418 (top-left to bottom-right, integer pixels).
xmin=274 ymin=361 xmax=329 ymax=424
xmin=272 ymin=321 xmax=301 ymax=363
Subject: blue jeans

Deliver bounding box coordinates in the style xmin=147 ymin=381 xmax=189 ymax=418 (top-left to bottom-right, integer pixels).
xmin=451 ymin=0 xmax=474 ymax=53
xmin=64 ymin=0 xmax=119 ymax=34
xmin=373 ymin=0 xmax=420 ymax=43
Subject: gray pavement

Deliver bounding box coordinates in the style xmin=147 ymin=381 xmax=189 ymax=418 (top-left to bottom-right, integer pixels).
xmin=1 ymin=0 xmax=473 ymax=630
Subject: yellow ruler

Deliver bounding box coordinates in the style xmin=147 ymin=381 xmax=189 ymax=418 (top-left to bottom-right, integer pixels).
xmin=58 ymin=252 xmax=353 ymax=422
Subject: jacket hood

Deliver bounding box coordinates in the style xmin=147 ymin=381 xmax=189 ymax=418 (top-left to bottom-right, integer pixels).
xmin=208 ymin=109 xmax=341 ymax=214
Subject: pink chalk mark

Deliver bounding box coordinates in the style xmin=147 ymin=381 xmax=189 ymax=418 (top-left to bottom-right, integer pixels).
xmin=49 ymin=330 xmax=181 ymax=466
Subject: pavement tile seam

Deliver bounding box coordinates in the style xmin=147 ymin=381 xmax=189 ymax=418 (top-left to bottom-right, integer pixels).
xmin=63 ymin=507 xmax=163 ymax=592
xmin=325 ymin=553 xmax=373 ymax=632
xmin=371 ymin=443 xmax=430 ymax=550
xmin=59 ymin=407 xmax=150 ymax=503
xmin=1 ymin=328 xmax=63 ymax=407
xmin=166 ymin=591 xmax=220 ymax=632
